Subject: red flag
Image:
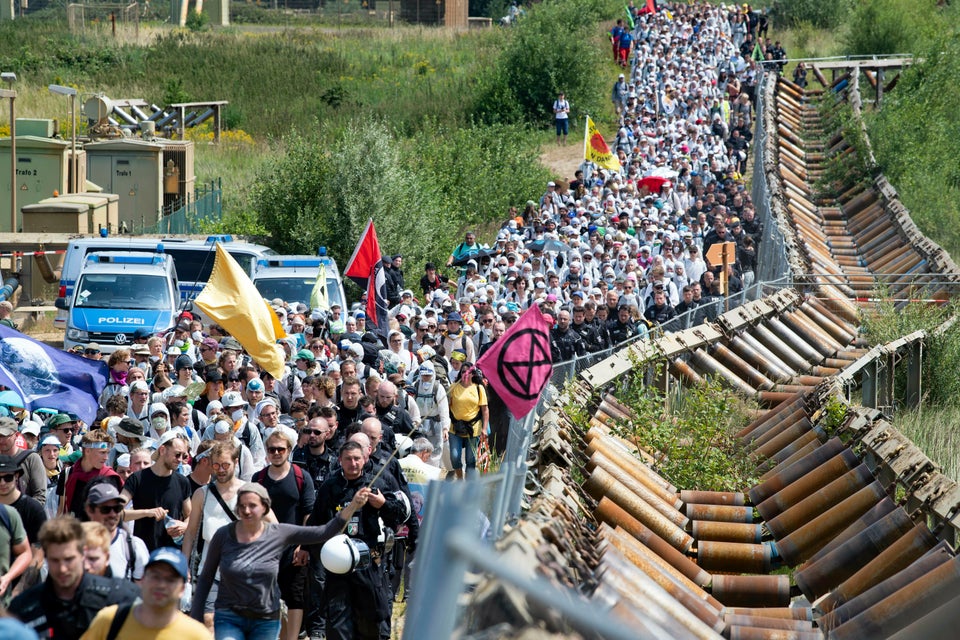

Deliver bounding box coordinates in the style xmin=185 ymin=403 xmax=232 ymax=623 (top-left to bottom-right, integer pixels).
xmin=366 ymin=259 xmax=390 ymax=337
xmin=476 ymin=304 xmax=553 ymax=419
xmin=344 ymin=219 xmax=382 ymax=289
xmin=639 ymin=0 xmax=655 ymax=15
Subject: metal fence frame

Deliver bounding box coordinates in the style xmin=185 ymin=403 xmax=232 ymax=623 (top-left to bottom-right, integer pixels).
xmin=136 ymin=178 xmax=223 ymax=235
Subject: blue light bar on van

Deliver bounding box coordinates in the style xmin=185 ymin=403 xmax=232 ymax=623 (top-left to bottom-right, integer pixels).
xmin=260 ymin=258 xmax=325 ymax=268
xmin=87 ymin=253 xmax=165 ymax=265
xmin=205 ymin=235 xmax=234 ymax=244
xmin=318 ymin=246 xmax=327 ymax=256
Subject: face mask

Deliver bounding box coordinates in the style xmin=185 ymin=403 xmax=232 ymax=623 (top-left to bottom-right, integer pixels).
xmin=152 ymin=417 xmax=168 ymax=431
xmin=231 ymin=409 xmax=245 ymax=422
xmin=174 ymin=339 xmax=185 ymax=348
xmin=150 ymin=355 xmax=160 ymax=363
xmin=420 ymin=380 xmax=434 ymax=394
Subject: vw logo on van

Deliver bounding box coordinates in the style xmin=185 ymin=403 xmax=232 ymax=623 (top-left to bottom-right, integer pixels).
xmin=115 ymin=334 xmax=128 ymax=344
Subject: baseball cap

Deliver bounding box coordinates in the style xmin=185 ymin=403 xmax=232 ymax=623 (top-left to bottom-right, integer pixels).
xmin=19 ymin=420 xmax=41 ymax=437
xmin=0 ymin=417 xmax=17 ymax=437
xmin=0 ymin=455 xmax=19 ymax=474
xmin=446 ymin=311 xmax=462 ymax=323
xmin=221 ymin=391 xmax=246 ymax=408
xmin=246 ymin=378 xmax=265 ymax=392
xmin=40 ymin=435 xmax=61 ymax=448
xmin=145 ymin=547 xmax=189 ymax=581
xmin=296 ymin=349 xmax=316 ymax=363
xmin=201 ymin=337 xmax=220 ymax=352
xmin=87 ymin=482 xmax=123 ymax=505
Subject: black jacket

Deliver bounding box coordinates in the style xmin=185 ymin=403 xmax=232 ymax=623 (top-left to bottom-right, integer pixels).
xmin=10 ymin=573 xmax=139 ymax=640
xmin=309 ymin=468 xmax=407 ymax=549
xmin=550 ymin=326 xmax=586 ymax=362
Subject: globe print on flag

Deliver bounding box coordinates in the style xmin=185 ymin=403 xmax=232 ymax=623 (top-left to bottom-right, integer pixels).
xmin=0 ymin=337 xmax=61 ymax=399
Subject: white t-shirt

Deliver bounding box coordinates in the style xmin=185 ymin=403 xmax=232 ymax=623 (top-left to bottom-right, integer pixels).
xmin=109 ymin=527 xmax=149 ymax=581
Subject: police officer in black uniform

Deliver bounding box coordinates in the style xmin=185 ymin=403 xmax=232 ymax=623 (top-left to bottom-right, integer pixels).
xmin=308 ymin=441 xmax=407 ymax=640
xmin=10 ymin=516 xmax=139 ymax=640
xmin=550 ymin=309 xmax=586 ymax=362
xmin=571 ymin=305 xmax=603 ymax=353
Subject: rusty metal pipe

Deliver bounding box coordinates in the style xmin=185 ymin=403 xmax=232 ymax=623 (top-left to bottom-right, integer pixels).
xmin=805 ymin=296 xmax=858 ymax=341
xmin=584 ymin=467 xmax=694 ymax=552
xmin=762 ymin=428 xmax=823 ymax=467
xmin=600 ymin=526 xmax=726 ymax=631
xmin=685 ymin=503 xmax=754 ymax=523
xmin=819 ymin=541 xmax=955 ymax=630
xmin=585 ymin=435 xmax=678 ymax=498
xmin=738 ymin=396 xmax=807 ymax=441
xmin=749 ymin=437 xmax=847 ymax=503
xmin=754 ymin=448 xmax=860 ymax=521
xmin=688 ymin=349 xmax=758 ymax=396
xmin=742 ymin=407 xmax=807 ymax=447
xmin=782 ymin=310 xmax=844 ymax=356
xmin=669 ymin=359 xmax=705 ymax=387
xmin=757 ymin=440 xmax=821 ymax=481
xmin=588 ymin=452 xmax=688 ymax=528
xmin=765 ymin=464 xmax=873 ymax=539
xmin=691 ymin=520 xmax=763 ymax=544
xmin=753 ymin=418 xmax=815 ymax=461
xmin=679 ymin=490 xmax=744 ymax=506
xmin=709 ymin=574 xmax=791 ymax=608
xmin=725 ymin=607 xmax=812 ymax=621
xmin=727 ymin=627 xmax=821 ymax=640
xmin=730 ymin=335 xmax=794 ymax=382
xmin=775 ymin=481 xmax=887 ymax=565
xmin=757 ymin=390 xmax=808 ymax=407
xmin=722 ymin=614 xmax=814 ymax=631
xmin=595 ymin=497 xmax=711 ymax=587
xmin=804 ymin=496 xmax=897 ymax=565
xmin=696 ymin=540 xmax=772 ymax=574
xmin=819 ymin=523 xmax=938 ymax=613
xmin=711 ymin=343 xmax=776 ymax=390
xmin=793 ymin=505 xmax=914 ymax=600
xmin=799 ymin=300 xmax=854 ymax=346
xmin=752 ymin=323 xmax=816 ymax=371
xmin=766 ymin=317 xmax=825 ymax=364
xmin=829 ymin=555 xmax=960 ymax=640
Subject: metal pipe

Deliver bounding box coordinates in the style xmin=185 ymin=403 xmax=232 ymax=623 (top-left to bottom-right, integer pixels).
xmin=685 ymin=503 xmax=754 ymax=523
xmin=739 ymin=332 xmax=798 ymax=379
xmin=710 ymin=343 xmax=775 ymax=390
xmin=750 ymin=437 xmax=847 ymax=503
xmin=584 ymin=434 xmax=678 ymax=498
xmin=749 ymin=414 xmax=811 ymax=456
xmin=587 ymin=452 xmax=688 ymax=528
xmin=738 ymin=396 xmax=807 ymax=441
xmin=729 ymin=335 xmax=794 ymax=382
xmin=688 ymin=349 xmax=758 ymax=396
xmin=775 ymin=481 xmax=887 ymax=565
xmin=601 ymin=526 xmax=726 ymax=631
xmin=754 ymin=448 xmax=859 ymax=520
xmin=669 ymin=359 xmax=705 ymax=387
xmin=595 ymin=497 xmax=711 ymax=587
xmin=722 ymin=614 xmax=814 ymax=631
xmin=752 ymin=323 xmax=814 ymax=371
xmin=583 ymin=467 xmax=694 ymax=552
xmin=696 ymin=540 xmax=772 ymax=574
xmin=803 ymin=496 xmax=897 ymax=565
xmin=819 ymin=523 xmax=938 ymax=613
xmin=793 ymin=505 xmax=914 ymax=600
xmin=679 ymin=490 xmax=744 ymax=507
xmin=757 ymin=440 xmax=820 ymax=481
xmin=819 ymin=541 xmax=954 ymax=630
xmin=727 ymin=626 xmax=822 ymax=640
xmin=691 ymin=520 xmax=763 ymax=544
xmin=765 ymin=464 xmax=873 ymax=538
xmin=766 ymin=317 xmax=825 ymax=364
xmin=725 ymin=607 xmax=812 ymax=621
xmin=830 ymin=555 xmax=960 ymax=640
xmin=709 ymin=574 xmax=791 ymax=608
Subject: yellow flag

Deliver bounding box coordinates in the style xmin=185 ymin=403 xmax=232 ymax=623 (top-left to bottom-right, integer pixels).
xmin=194 ymin=243 xmax=287 ymax=379
xmin=584 ymin=116 xmax=622 ymax=172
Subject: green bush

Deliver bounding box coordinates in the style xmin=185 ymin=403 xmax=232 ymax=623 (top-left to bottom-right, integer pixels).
xmin=840 ymin=0 xmax=937 ymax=56
xmin=474 ymin=0 xmax=615 ymax=126
xmin=771 ymin=0 xmax=852 ymax=29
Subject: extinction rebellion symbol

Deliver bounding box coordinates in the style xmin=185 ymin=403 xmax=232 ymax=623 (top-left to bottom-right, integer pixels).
xmin=496 ymin=328 xmax=552 ymax=401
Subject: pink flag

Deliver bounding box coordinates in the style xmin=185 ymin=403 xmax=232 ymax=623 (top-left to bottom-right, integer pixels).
xmin=476 ymin=304 xmax=554 ymax=419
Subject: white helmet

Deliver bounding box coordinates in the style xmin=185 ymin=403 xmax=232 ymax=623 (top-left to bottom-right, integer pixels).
xmin=320 ymin=534 xmax=372 ymax=575
xmin=395 ymin=435 xmax=414 ymax=459
xmin=395 ymin=490 xmax=412 ymax=522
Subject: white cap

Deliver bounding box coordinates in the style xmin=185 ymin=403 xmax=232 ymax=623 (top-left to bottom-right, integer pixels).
xmin=221 ymin=391 xmax=246 ymax=408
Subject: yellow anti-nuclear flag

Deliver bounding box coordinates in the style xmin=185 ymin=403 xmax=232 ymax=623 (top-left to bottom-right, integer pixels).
xmin=584 ymin=116 xmax=622 ymax=172
xmin=309 ymin=262 xmax=329 ymax=311
xmin=194 ymin=243 xmax=287 ymax=379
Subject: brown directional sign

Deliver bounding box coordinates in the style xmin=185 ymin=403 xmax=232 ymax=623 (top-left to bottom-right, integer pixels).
xmin=706 ymin=241 xmax=736 ymax=267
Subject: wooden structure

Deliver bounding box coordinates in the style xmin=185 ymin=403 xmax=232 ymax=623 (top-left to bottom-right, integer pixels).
xmin=806 ymin=57 xmax=915 ymax=109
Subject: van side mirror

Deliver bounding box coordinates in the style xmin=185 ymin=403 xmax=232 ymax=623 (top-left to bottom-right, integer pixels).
xmin=54 ymin=298 xmax=68 ymax=310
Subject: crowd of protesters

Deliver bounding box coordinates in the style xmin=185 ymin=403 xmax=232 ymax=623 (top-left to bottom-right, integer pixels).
xmin=0 ymin=2 xmax=777 ymax=639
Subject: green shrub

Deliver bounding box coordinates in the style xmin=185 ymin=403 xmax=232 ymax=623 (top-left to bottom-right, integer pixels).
xmin=186 ymin=9 xmax=210 ymax=32
xmin=771 ymin=0 xmax=852 ymax=29
xmin=840 ymin=0 xmax=938 ymax=56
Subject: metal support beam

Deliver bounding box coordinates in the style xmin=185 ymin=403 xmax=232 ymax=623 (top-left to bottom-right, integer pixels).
xmin=904 ymin=340 xmax=923 ymax=408
xmin=862 ymin=360 xmax=878 ymax=409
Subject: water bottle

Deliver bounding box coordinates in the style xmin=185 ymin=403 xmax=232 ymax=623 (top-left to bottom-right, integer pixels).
xmin=164 ymin=515 xmax=184 ymax=546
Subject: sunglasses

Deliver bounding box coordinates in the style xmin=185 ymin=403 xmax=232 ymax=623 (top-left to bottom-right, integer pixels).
xmin=267 ymin=446 xmax=287 ymax=454
xmin=84 ymin=349 xmax=100 ymax=355
xmin=58 ymin=427 xmax=76 ymax=433
xmin=302 ymin=429 xmax=325 ymax=436
xmin=0 ymin=473 xmax=17 ymax=483
xmin=171 ymin=452 xmax=190 ymax=460
xmin=97 ymin=504 xmax=124 ymax=514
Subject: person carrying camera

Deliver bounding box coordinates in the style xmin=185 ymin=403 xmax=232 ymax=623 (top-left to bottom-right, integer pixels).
xmin=446 ymin=363 xmax=489 ymax=480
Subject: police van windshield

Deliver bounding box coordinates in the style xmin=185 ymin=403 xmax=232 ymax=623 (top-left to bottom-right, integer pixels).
xmin=75 ymin=274 xmax=173 ymax=310
xmin=254 ymin=278 xmax=344 ymax=310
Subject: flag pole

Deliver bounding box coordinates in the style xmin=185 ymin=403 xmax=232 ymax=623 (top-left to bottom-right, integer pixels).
xmin=583 ymin=113 xmax=589 ymax=162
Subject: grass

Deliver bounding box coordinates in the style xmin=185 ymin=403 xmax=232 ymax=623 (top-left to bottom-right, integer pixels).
xmin=895 ymin=406 xmax=960 ymax=482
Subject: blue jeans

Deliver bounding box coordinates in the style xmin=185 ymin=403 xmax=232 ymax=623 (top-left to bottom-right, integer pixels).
xmin=449 ymin=434 xmax=478 ymax=471
xmin=214 ymin=609 xmax=281 ymax=640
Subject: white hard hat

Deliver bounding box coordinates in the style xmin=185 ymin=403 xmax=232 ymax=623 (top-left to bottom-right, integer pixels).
xmin=320 ymin=534 xmax=372 ymax=575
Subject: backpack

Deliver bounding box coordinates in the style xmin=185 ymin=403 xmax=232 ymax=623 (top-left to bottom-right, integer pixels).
xmin=105 ymin=603 xmax=134 ymax=640
xmin=254 ymin=463 xmax=305 ymax=494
